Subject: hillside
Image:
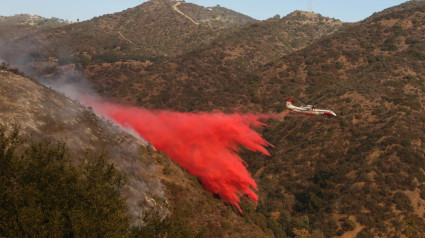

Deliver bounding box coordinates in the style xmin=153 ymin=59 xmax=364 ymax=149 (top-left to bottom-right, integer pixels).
xmin=365 ymin=0 xmax=425 ymax=21
xmin=2 ymin=0 xmax=425 ymax=237
xmin=83 ymin=11 xmax=344 ymax=109
xmin=0 ymin=65 xmax=266 ymax=237
xmin=0 ymin=0 xmax=257 ymax=67
xmin=81 ymin=1 xmax=425 ymax=237
xmin=247 ymin=1 xmax=425 ymax=237
xmin=0 ymin=14 xmax=69 ymax=41
xmin=0 ymin=66 xmax=166 ymax=220
xmin=176 ymin=2 xmax=257 ymax=27
xmin=0 ymin=14 xmax=68 ymax=26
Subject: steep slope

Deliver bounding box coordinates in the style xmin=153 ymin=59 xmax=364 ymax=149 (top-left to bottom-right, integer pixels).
xmin=176 ymin=2 xmax=257 ymax=27
xmin=84 ymin=11 xmax=344 ymax=110
xmin=2 ymin=0 xmax=209 ymax=63
xmin=0 ymin=66 xmax=166 ymax=219
xmin=183 ymin=10 xmax=344 ymax=71
xmin=3 ymin=0 xmax=424 ymax=236
xmin=0 ymin=66 xmax=266 ymax=237
xmin=82 ymin=1 xmax=424 ymax=237
xmin=1 ymin=0 xmax=255 ymax=66
xmin=365 ymin=0 xmax=425 ymax=21
xmin=246 ymin=1 xmax=425 ymax=237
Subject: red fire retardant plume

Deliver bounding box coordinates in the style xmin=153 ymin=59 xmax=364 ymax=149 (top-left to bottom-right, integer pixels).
xmin=88 ymin=101 xmax=272 ymax=212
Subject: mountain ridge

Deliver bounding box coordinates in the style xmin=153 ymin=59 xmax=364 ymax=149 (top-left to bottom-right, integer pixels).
xmin=80 ymin=10 xmax=345 ymax=110
xmin=1 ymin=0 xmax=257 ymax=66
xmin=1 ymin=0 xmax=425 ymax=237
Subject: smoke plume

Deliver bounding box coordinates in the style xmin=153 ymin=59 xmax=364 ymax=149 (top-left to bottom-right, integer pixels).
xmin=86 ymin=100 xmax=273 ymax=212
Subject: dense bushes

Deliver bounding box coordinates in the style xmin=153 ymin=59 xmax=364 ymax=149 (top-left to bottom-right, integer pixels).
xmin=0 ymin=125 xmax=129 ymax=237
xmin=0 ymin=124 xmax=204 ymax=237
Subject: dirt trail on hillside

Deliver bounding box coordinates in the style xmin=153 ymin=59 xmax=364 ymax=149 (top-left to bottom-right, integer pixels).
xmin=172 ymin=2 xmax=199 ymax=25
xmin=118 ymin=31 xmax=134 ymax=44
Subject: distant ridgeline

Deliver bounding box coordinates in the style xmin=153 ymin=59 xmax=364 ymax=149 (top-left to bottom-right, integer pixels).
xmin=0 ymin=0 xmax=425 ymax=237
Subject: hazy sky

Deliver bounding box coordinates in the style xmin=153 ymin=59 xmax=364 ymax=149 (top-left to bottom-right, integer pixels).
xmin=0 ymin=0 xmax=408 ymax=23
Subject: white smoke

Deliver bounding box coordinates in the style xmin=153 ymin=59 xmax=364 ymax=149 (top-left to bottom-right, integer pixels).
xmin=37 ymin=67 xmax=168 ymax=221
xmin=39 ymin=69 xmax=149 ymax=144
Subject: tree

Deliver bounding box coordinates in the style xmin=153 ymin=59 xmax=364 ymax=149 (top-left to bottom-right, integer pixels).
xmin=0 ymin=125 xmax=130 ymax=237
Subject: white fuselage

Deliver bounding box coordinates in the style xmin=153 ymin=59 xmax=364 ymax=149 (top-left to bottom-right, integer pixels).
xmin=286 ymin=100 xmax=336 ymax=117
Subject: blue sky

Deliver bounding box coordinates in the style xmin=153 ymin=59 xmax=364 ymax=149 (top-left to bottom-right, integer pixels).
xmin=0 ymin=0 xmax=408 ymax=22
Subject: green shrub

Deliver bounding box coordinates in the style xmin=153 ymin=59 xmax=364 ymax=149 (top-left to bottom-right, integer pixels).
xmin=342 ymin=218 xmax=356 ymax=231
xmin=131 ymin=210 xmax=202 ymax=238
xmin=393 ymin=191 xmax=413 ymax=212
xmin=356 ymin=228 xmax=374 ymax=238
xmin=0 ymin=125 xmax=130 ymax=237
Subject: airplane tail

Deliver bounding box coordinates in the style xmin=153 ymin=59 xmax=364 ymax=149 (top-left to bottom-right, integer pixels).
xmin=286 ymin=98 xmax=293 ymax=109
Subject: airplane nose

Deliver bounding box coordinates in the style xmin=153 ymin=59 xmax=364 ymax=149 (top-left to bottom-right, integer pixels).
xmin=324 ymin=111 xmax=336 ymax=117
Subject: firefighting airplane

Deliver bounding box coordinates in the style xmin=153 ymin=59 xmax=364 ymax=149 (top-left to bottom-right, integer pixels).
xmin=286 ymin=98 xmax=336 ymax=117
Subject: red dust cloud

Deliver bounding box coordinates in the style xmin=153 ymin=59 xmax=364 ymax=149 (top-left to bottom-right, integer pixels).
xmin=88 ymin=100 xmax=273 ymax=212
